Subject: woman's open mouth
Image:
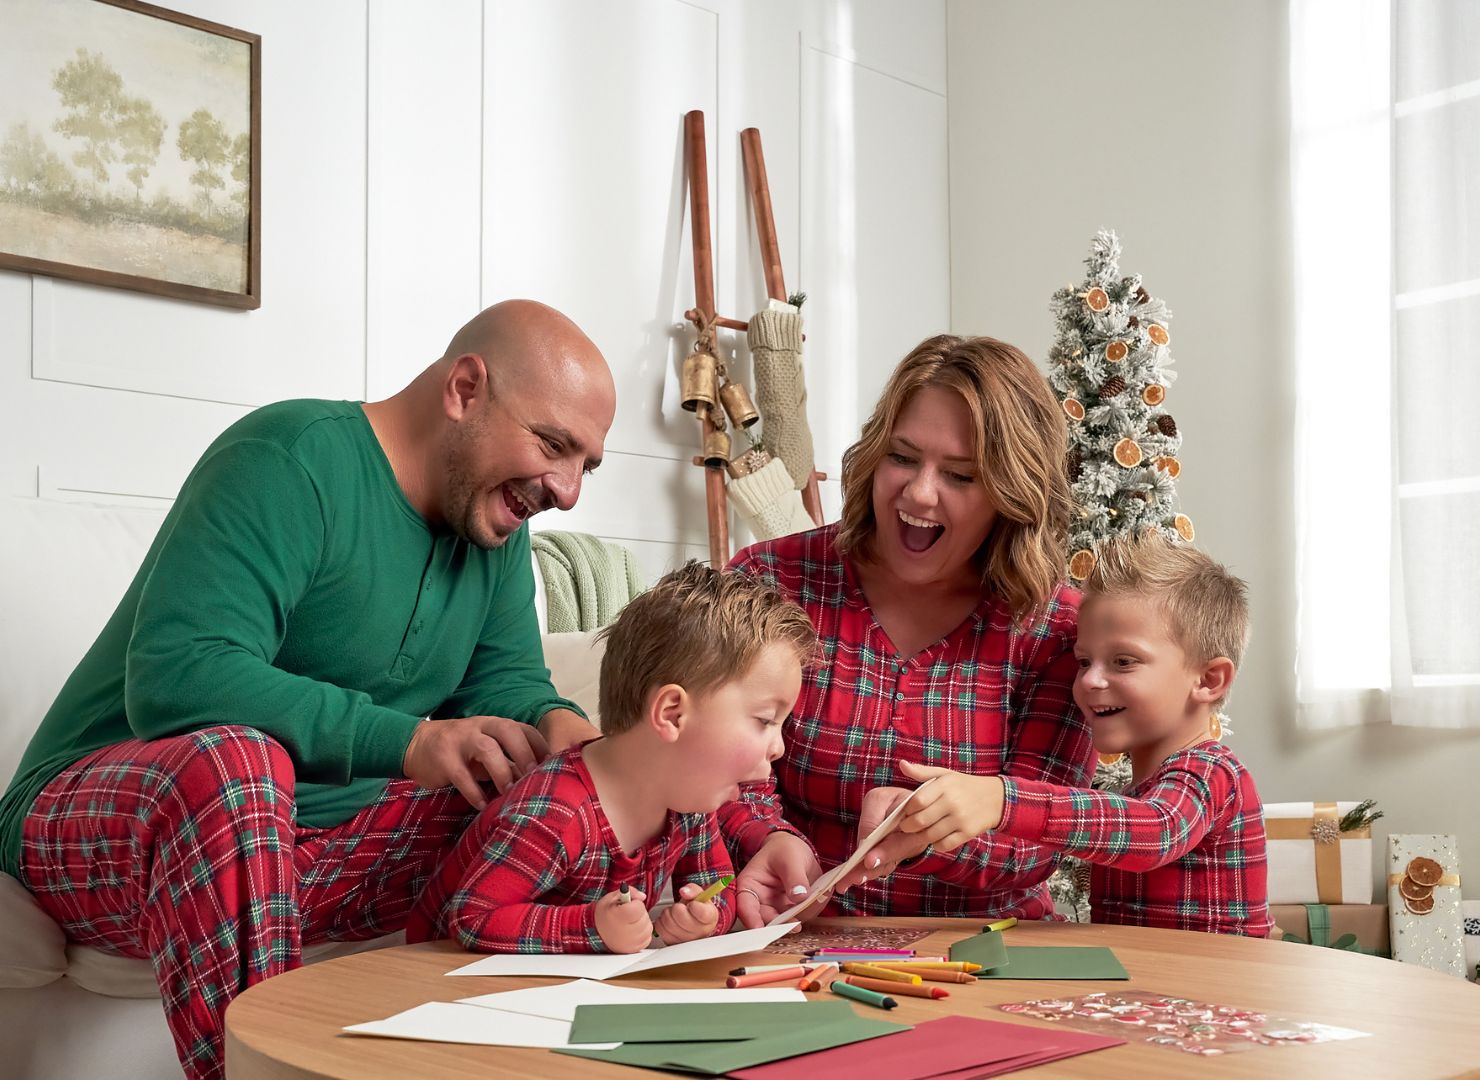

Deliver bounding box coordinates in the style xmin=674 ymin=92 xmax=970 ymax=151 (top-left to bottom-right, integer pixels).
xmin=898 ymin=509 xmax=944 ymax=553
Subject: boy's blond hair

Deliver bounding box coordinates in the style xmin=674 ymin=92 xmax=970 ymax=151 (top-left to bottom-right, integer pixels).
xmin=1084 ymin=532 xmax=1250 ymax=708
xmin=595 ymin=562 xmax=817 ymax=734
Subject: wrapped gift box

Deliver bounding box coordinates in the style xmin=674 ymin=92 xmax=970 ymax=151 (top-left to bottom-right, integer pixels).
xmin=1387 ymin=834 xmax=1465 ymax=979
xmin=1264 ymin=801 xmax=1374 ymax=905
xmin=1462 ymin=900 xmax=1479 ymax=983
xmin=1271 ymin=903 xmax=1390 ymax=957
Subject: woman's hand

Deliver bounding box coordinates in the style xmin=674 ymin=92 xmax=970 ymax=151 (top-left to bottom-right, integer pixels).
xmin=836 ymin=783 xmax=921 ymax=893
xmin=734 ymin=832 xmax=825 ymax=929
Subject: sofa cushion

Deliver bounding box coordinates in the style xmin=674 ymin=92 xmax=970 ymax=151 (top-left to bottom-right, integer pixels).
xmin=541 ymin=630 xmax=605 ymax=728
xmin=0 ymin=873 xmax=67 ymax=989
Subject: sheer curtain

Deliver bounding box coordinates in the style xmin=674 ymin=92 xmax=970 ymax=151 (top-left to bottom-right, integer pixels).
xmin=1293 ymin=0 xmax=1480 ymax=729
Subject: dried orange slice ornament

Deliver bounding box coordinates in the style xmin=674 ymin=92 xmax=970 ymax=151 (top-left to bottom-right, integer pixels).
xmin=1155 ymin=457 xmax=1182 ymax=479
xmin=1147 ymin=324 xmax=1170 ymax=346
xmin=1407 ymin=857 xmax=1444 ymax=887
xmin=1405 ymin=894 xmax=1436 ymax=915
xmin=1105 ymin=341 xmax=1128 ymax=362
xmin=1400 ymin=876 xmax=1434 ymax=902
xmin=1063 ymin=398 xmax=1086 ymax=421
xmin=1113 ymin=438 xmax=1143 ymax=468
xmin=1085 ymin=287 xmax=1110 ymax=312
xmin=1174 ymin=513 xmax=1195 ymax=541
xmin=1068 ymin=549 xmax=1097 ymax=580
xmin=1142 ymin=384 xmax=1166 ymax=406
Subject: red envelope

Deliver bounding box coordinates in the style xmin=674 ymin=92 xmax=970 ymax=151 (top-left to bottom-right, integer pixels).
xmin=728 ymin=1015 xmax=1124 ymax=1079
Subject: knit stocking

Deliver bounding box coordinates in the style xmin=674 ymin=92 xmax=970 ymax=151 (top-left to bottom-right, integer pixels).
xmin=748 ymin=309 xmax=814 ymax=489
xmin=728 ymin=456 xmax=816 ymax=541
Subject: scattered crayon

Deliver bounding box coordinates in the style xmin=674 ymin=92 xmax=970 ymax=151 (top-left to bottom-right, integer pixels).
xmin=726 ymin=966 xmax=808 ymax=989
xmin=830 ymin=980 xmax=897 ymax=1010
xmin=840 ymin=963 xmax=921 ymax=984
xmin=617 ymin=883 xmax=631 ymax=905
xmin=842 ymin=976 xmax=949 ymax=1000
xmin=799 ymin=962 xmax=839 ymax=992
xmin=729 ymin=963 xmax=822 ymax=976
xmin=691 ymin=875 xmax=734 ymax=903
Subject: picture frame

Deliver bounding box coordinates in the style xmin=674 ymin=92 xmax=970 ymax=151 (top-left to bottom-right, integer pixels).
xmin=0 ymin=0 xmax=260 ymax=309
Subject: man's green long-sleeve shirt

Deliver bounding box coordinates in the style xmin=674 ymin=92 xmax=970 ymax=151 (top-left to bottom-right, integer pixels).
xmin=0 ymin=399 xmax=579 ymax=875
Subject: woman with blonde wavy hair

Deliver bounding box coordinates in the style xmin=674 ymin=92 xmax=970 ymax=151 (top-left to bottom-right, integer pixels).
xmin=722 ymin=334 xmax=1095 ymax=924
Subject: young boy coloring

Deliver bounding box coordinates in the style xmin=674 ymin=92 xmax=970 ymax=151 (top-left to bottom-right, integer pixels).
xmin=408 ymin=562 xmax=816 ymax=952
xmin=878 ymin=532 xmax=1271 ymax=936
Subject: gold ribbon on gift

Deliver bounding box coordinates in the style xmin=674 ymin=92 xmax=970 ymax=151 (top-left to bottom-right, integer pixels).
xmin=1265 ymin=802 xmax=1370 ymax=905
xmin=1388 ymin=873 xmax=1461 ymax=886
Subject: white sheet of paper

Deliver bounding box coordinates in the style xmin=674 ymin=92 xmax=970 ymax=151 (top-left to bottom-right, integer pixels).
xmin=768 ymin=778 xmax=936 ymax=925
xmin=342 ymin=1001 xmax=620 ymax=1049
xmin=457 ymin=979 xmax=806 ymax=1023
xmin=444 ymin=922 xmax=799 ymax=979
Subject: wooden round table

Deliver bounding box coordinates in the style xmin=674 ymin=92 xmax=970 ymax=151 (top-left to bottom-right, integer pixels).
xmin=225 ymin=917 xmax=1480 ymax=1079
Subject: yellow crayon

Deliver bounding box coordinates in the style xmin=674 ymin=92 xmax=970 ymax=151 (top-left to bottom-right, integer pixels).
xmin=691 ymin=875 xmax=735 ymax=903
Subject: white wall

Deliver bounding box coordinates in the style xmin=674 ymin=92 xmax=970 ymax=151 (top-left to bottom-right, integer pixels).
xmin=1 ymin=0 xmax=950 ymax=586
xmin=947 ymin=0 xmax=1480 ymax=898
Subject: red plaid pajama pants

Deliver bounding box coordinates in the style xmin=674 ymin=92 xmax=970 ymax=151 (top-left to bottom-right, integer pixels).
xmin=17 ymin=726 xmax=474 ymax=1080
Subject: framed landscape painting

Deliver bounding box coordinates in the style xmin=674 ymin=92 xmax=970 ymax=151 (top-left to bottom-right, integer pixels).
xmin=0 ymin=0 xmax=260 ymax=309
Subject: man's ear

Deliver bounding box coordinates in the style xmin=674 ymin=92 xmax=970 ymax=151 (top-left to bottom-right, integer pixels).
xmin=646 ymin=684 xmax=688 ymax=743
xmin=1191 ymin=657 xmax=1236 ymax=706
xmin=444 ymin=353 xmax=489 ymax=422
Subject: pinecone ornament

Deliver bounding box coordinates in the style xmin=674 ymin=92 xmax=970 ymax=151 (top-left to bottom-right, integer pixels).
xmin=1067 ymin=449 xmax=1084 ymax=482
xmin=1099 ymin=375 xmax=1126 ymax=400
xmin=1157 ymin=414 xmax=1178 ymax=437
xmin=1135 ymin=286 xmax=1151 ymax=305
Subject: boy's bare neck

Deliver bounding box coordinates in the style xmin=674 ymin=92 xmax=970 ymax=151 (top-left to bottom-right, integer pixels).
xmin=582 ymin=733 xmax=671 ymax=856
xmin=1127 ymin=711 xmax=1220 ymax=789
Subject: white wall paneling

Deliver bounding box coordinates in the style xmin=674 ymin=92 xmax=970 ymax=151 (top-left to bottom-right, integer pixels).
xmin=482 ymin=0 xmax=719 ymax=461
xmin=800 ymin=40 xmax=950 ymax=475
xmin=365 ymin=0 xmax=483 ymax=400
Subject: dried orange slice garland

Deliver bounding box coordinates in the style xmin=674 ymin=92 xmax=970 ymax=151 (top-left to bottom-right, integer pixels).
xmin=1068 ymin=549 xmax=1096 ymax=581
xmin=1063 ymin=398 xmax=1086 ymax=421
xmin=1141 ymin=383 xmax=1165 ymax=406
xmin=1113 ymin=438 xmax=1143 ymax=468
xmin=1399 ymin=856 xmax=1445 ymax=915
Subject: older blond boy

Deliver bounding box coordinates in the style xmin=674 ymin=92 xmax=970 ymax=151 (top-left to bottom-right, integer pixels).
xmin=408 ymin=563 xmax=816 ymax=952
xmin=876 ymin=532 xmax=1271 ymax=936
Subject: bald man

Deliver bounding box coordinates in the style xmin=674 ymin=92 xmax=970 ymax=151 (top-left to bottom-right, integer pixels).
xmin=0 ymin=300 xmax=616 ymax=1080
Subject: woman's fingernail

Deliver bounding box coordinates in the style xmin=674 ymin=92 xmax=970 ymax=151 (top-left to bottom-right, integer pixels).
xmin=791 ymin=885 xmax=809 ymax=895
xmin=869 ymin=857 xmax=881 ymax=869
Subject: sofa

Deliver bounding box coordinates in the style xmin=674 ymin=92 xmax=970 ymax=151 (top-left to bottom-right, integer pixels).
xmin=0 ymin=496 xmax=605 ymax=1078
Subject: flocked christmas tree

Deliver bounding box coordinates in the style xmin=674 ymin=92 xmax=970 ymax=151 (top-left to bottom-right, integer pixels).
xmin=1048 ymin=229 xmax=1195 ymax=585
xmin=1044 ymin=230 xmax=1190 ymax=920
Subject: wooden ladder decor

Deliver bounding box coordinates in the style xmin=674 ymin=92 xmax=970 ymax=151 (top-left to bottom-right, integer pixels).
xmin=682 ymin=111 xmax=826 ymax=569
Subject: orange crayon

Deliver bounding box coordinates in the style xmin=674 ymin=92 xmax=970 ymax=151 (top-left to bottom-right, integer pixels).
xmin=883 ymin=966 xmax=975 ymax=984
xmin=843 ymin=975 xmax=950 ymax=1000
xmin=799 ymin=962 xmax=838 ymax=991
xmin=727 ymin=966 xmax=807 ymax=988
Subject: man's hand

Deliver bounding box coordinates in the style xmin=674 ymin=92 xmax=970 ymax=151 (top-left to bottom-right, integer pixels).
xmin=653 ymin=883 xmax=721 ymax=945
xmin=538 ymin=708 xmax=602 ymax=753
xmin=402 ymin=715 xmax=550 ymax=809
xmin=734 ymin=832 xmax=825 ymax=929
xmin=594 ymin=887 xmax=654 ymax=953
xmin=894 ymin=760 xmax=1005 ymax=852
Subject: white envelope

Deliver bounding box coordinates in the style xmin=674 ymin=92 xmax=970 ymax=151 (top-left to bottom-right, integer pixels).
xmin=343 ymin=1001 xmax=619 ymax=1049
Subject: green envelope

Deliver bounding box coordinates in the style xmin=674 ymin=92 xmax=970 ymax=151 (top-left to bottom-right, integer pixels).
xmin=974 ymin=946 xmax=1129 ymax=980
xmin=947 ymin=929 xmax=1009 ymax=970
xmin=558 ymin=1003 xmax=909 ymax=1075
xmin=568 ymin=1001 xmax=848 ymax=1044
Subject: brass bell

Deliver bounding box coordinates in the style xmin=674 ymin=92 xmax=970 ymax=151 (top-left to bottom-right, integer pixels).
xmin=719 ymin=379 xmax=760 ymax=428
xmin=701 ymin=427 xmax=730 ymax=468
xmin=681 ymin=350 xmax=719 ymax=412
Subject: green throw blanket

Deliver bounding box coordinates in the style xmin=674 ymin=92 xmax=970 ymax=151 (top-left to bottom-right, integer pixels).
xmin=530 ymin=530 xmax=645 ymax=632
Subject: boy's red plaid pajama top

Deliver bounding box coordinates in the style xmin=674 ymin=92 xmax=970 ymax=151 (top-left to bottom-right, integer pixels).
xmin=18 ymin=727 xmax=474 ymax=1080
xmin=723 ymin=525 xmax=1096 ymax=919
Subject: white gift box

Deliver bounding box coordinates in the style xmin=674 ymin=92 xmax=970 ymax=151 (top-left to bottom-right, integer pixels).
xmin=1388 ymin=834 xmax=1466 ymax=979
xmin=1263 ymin=801 xmax=1373 ymax=905
xmin=1462 ymin=900 xmax=1480 ymax=983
